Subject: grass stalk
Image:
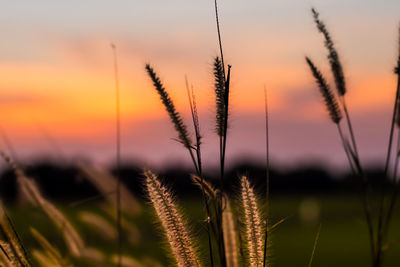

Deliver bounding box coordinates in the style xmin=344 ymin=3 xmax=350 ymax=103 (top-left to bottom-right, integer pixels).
xmin=338 ymin=124 xmax=377 ymax=264
xmin=213 ymin=56 xmax=229 ymax=266
xmin=30 ymin=228 xmax=71 ymax=267
xmin=383 ymin=133 xmax=400 ymax=237
xmin=312 ymin=7 xmax=359 ymax=156
xmin=185 ymin=77 xmax=215 ymax=267
xmin=340 ymin=97 xmax=359 ymax=158
xmin=1 ymin=149 xmax=85 ymax=257
xmin=262 ymin=86 xmax=270 ymax=267
xmin=144 ymin=169 xmax=201 ymax=267
xmin=241 ymin=176 xmax=264 ymax=267
xmin=212 ymin=3 xmax=230 ymax=264
xmin=382 ymin=62 xmax=400 ymax=239
xmin=214 ymin=0 xmax=226 ymax=79
xmin=306 ymin=54 xmax=376 ymax=265
xmin=221 ymin=65 xmax=231 ymax=186
xmin=185 ymin=77 xmax=203 ymax=175
xmin=307 ymin=224 xmax=322 ymax=267
xmin=0 ymin=203 xmax=30 ymax=267
xmin=376 ymin=26 xmax=400 ymax=266
xmin=336 ymin=125 xmax=356 ymax=174
xmin=111 ymin=43 xmax=122 ymax=267
xmin=222 ymin=199 xmax=238 ymax=267
xmin=145 ymin=64 xmax=199 ymax=174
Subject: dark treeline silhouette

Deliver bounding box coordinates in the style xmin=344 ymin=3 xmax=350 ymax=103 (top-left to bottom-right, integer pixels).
xmin=0 ymin=160 xmax=390 ymax=203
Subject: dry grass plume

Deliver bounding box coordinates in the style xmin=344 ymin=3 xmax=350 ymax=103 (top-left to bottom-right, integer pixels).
xmin=144 ymin=169 xmax=201 ymax=267
xmin=240 ymin=176 xmax=264 ymax=267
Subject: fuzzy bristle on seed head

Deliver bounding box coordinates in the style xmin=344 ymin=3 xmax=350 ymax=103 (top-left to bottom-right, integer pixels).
xmin=306 ymin=57 xmax=342 ymax=124
xmin=240 ymin=176 xmax=264 ymax=267
xmin=78 ymin=165 xmax=140 ymax=214
xmin=214 ymin=56 xmax=226 ymax=137
xmin=24 ymin=177 xmax=84 ymax=257
xmin=30 ymin=228 xmax=72 ymax=267
xmin=145 ymin=64 xmax=193 ymax=149
xmin=312 ymin=7 xmax=346 ymax=96
xmin=191 ymin=175 xmax=216 ymax=199
xmin=0 ymin=203 xmax=30 ymax=267
xmin=0 ymin=241 xmax=13 ymax=265
xmin=0 ymin=152 xmax=85 ymax=257
xmin=223 ymin=198 xmax=238 ymax=267
xmin=144 ymin=169 xmax=200 ymax=267
xmin=78 ymin=212 xmax=117 ymax=241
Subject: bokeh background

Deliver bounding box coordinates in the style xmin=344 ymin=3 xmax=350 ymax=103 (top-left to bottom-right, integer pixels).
xmin=1 ymin=1 xmax=400 ymax=266
xmin=1 ymin=0 xmax=399 ymax=170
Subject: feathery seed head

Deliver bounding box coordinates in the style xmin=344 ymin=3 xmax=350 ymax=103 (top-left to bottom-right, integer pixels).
xmin=30 ymin=228 xmax=72 ymax=267
xmin=186 ymin=83 xmax=202 ymax=145
xmin=0 ymin=151 xmax=24 ymax=179
xmin=0 ymin=241 xmax=13 ymax=265
xmin=0 ymin=203 xmax=30 ymax=267
xmin=5 ymin=162 xmax=85 ymax=257
xmin=78 ymin=212 xmax=117 ymax=240
xmin=312 ymin=7 xmax=346 ymax=96
xmin=306 ymin=57 xmax=342 ymax=124
xmin=78 ymin=165 xmax=141 ymax=214
xmin=1 ymin=151 xmax=84 ymax=260
xmin=240 ymin=176 xmax=264 ymax=267
xmin=191 ymin=175 xmax=217 ymax=199
xmin=145 ymin=64 xmax=193 ymax=149
xmin=223 ymin=198 xmax=238 ymax=267
xmin=144 ymin=169 xmax=200 ymax=267
xmin=214 ymin=56 xmax=226 ymax=136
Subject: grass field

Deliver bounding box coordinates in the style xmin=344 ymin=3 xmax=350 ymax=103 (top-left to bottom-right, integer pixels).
xmin=7 ymin=194 xmax=400 ymax=266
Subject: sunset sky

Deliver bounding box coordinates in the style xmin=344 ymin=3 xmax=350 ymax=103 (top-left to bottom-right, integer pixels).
xmin=1 ymin=0 xmax=400 ymax=171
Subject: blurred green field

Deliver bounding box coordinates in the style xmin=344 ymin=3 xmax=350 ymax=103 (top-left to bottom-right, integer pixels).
xmin=7 ymin=194 xmax=400 ymax=266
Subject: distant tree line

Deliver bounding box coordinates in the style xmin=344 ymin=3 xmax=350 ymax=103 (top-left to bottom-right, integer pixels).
xmin=0 ymin=160 xmax=389 ymax=203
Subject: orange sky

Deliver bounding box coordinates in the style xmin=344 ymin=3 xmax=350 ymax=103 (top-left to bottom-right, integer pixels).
xmin=0 ymin=0 xmax=399 ymax=169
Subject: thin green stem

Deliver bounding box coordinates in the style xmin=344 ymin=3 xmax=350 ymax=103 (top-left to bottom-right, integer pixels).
xmin=308 ymin=224 xmax=322 ymax=267
xmin=337 ymin=123 xmax=376 ymax=263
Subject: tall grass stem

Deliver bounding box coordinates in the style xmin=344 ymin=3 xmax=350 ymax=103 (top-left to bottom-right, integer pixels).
xmin=307 ymin=224 xmax=322 ymax=267
xmin=111 ymin=43 xmax=122 ymax=267
xmin=262 ymin=86 xmax=270 ymax=267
